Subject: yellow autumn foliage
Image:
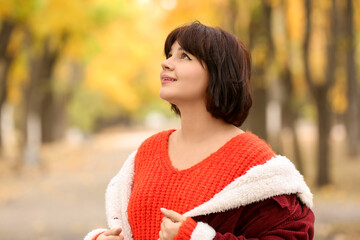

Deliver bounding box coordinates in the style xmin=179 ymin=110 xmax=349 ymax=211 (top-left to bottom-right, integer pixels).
xmin=7 ymin=53 xmax=28 ymax=104
xmin=1 ymin=0 xmax=356 ymax=131
xmin=85 ymin=16 xmax=162 ymax=112
xmin=328 ymin=67 xmax=348 ymax=114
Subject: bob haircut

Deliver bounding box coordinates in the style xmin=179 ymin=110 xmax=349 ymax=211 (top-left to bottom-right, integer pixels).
xmin=164 ymin=21 xmax=252 ymax=127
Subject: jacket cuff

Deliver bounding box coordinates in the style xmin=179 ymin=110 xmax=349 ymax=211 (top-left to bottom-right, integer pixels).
xmin=173 ymin=217 xmax=197 ymax=240
xmin=190 ymin=222 xmax=216 ymax=240
xmin=93 ymin=231 xmax=105 ymax=240
xmin=83 ymin=228 xmax=107 ymax=240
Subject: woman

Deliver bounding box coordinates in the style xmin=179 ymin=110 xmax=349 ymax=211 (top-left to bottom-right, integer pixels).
xmin=85 ymin=21 xmax=314 ymax=240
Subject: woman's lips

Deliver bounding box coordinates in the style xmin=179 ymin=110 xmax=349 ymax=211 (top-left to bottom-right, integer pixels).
xmin=161 ymin=75 xmax=176 ymax=84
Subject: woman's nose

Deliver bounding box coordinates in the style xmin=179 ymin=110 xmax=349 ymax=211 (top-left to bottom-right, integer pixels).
xmin=161 ymin=58 xmax=174 ymax=70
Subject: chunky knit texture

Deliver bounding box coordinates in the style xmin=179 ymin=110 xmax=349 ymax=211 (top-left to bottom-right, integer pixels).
xmin=127 ymin=129 xmax=275 ymax=240
xmin=173 ymin=218 xmax=197 ymax=240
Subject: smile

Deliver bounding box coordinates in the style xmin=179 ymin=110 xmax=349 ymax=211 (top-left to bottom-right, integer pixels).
xmin=161 ymin=75 xmax=177 ymax=84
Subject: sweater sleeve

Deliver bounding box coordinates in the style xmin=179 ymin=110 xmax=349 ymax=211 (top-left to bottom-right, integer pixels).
xmin=83 ymin=229 xmax=107 ymax=240
xmin=173 ymin=218 xmax=198 ymax=240
xmin=181 ymin=195 xmax=314 ymax=240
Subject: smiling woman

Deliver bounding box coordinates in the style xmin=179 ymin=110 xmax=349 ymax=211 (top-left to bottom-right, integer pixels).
xmin=85 ymin=21 xmax=314 ymax=240
xmin=159 ymin=41 xmax=209 ymax=111
xmin=161 ymin=22 xmax=252 ymax=126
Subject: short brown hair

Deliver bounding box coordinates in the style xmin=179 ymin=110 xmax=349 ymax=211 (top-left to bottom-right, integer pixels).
xmin=164 ymin=21 xmax=252 ymax=127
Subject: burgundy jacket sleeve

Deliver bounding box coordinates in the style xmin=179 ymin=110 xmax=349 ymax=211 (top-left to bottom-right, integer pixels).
xmin=189 ymin=194 xmax=314 ymax=240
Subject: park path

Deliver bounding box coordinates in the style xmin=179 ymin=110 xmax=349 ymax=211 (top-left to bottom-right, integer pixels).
xmin=0 ymin=126 xmax=359 ymax=239
xmin=0 ymin=127 xmax=159 ymax=240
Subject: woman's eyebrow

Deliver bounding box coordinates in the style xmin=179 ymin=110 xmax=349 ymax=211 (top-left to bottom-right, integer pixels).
xmin=170 ymin=46 xmax=184 ymax=52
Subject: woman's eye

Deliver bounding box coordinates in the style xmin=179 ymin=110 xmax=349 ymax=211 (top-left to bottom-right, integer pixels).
xmin=166 ymin=54 xmax=172 ymax=59
xmin=181 ymin=53 xmax=191 ymax=60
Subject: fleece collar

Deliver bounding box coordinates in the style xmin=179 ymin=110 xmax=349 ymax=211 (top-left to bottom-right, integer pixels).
xmin=184 ymin=155 xmax=313 ymax=217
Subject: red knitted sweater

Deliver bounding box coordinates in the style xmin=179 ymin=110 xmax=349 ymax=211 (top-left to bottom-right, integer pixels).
xmin=127 ymin=129 xmax=275 ymax=240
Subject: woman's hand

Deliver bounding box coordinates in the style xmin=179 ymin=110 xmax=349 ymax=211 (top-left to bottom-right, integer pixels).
xmin=159 ymin=208 xmax=186 ymax=240
xmin=97 ymin=228 xmax=124 ymax=240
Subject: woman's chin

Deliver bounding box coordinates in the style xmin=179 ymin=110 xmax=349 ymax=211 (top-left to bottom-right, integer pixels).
xmin=159 ymin=90 xmax=176 ymax=103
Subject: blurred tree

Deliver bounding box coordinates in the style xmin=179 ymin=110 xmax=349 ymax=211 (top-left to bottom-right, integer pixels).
xmin=246 ymin=0 xmax=274 ymax=143
xmin=23 ymin=0 xmax=102 ymax=144
xmin=275 ymin=0 xmax=305 ymax=174
xmin=10 ymin=0 xmax=92 ymax=165
xmin=1 ymin=0 xmax=138 ymax=165
xmin=23 ymin=31 xmax=68 ymax=143
xmin=0 ymin=0 xmax=37 ymax=157
xmin=304 ymin=0 xmax=337 ymax=186
xmin=344 ymin=0 xmax=359 ymax=157
xmin=0 ymin=20 xmax=16 ymax=154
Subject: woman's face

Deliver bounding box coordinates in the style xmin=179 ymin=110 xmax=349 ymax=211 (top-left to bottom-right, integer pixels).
xmin=159 ymin=41 xmax=209 ymax=108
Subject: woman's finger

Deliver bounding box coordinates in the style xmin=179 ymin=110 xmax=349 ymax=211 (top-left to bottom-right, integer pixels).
xmin=104 ymin=228 xmax=122 ymax=236
xmin=160 ymin=208 xmax=186 ymax=222
xmin=161 ymin=216 xmax=175 ymax=230
xmin=106 ymin=236 xmax=123 ymax=240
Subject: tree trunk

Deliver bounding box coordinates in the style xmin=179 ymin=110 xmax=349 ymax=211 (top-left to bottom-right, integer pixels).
xmin=17 ymin=33 xmax=59 ymax=165
xmin=39 ymin=36 xmax=68 ymax=143
xmin=315 ymin=88 xmax=332 ymax=186
xmin=39 ymin=38 xmax=58 ymax=143
xmin=41 ymin=90 xmax=55 ymax=142
xmin=223 ymin=0 xmax=270 ymax=140
xmin=23 ymin=57 xmax=42 ymax=165
xmin=41 ymin=91 xmax=67 ymax=142
xmin=0 ymin=56 xmax=13 ymax=153
xmin=345 ymin=0 xmax=358 ymax=157
xmin=0 ymin=20 xmax=15 ymax=153
xmin=276 ymin=0 xmax=305 ymax=174
xmin=292 ymin=123 xmax=304 ymax=175
xmin=304 ymin=0 xmax=337 ymax=186
xmin=282 ymin=66 xmax=304 ymax=174
xmin=0 ymin=20 xmax=15 ymax=57
xmin=245 ymin=0 xmax=275 ymax=141
xmin=248 ymin=88 xmax=268 ymax=140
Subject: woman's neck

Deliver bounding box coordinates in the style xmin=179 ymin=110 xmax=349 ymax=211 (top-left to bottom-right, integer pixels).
xmin=175 ymin=103 xmax=240 ymax=143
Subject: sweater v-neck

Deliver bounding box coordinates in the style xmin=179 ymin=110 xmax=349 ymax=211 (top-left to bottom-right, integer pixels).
xmin=162 ymin=129 xmax=249 ymax=173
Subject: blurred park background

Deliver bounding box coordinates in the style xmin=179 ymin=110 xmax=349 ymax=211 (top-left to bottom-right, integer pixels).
xmin=0 ymin=0 xmax=359 ymax=239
